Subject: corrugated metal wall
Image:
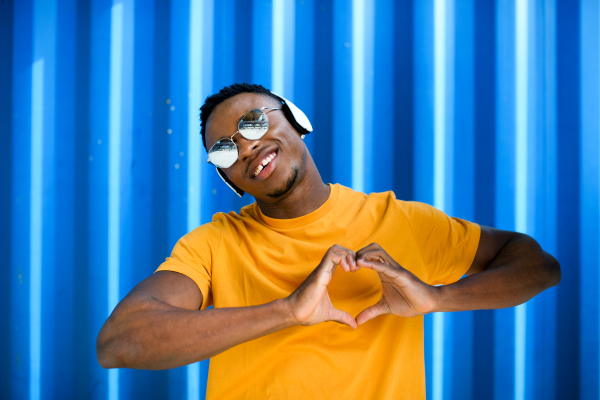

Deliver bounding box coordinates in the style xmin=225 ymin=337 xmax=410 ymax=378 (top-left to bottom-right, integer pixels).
xmin=1 ymin=0 xmax=598 ymax=399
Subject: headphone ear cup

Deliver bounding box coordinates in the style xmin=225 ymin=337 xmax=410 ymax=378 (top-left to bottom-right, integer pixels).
xmin=281 ymin=103 xmax=311 ymax=136
xmin=270 ymin=92 xmax=313 ymax=136
xmin=216 ymin=168 xmax=245 ymax=197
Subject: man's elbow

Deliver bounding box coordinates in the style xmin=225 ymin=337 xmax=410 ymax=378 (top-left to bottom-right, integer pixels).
xmin=96 ymin=323 xmax=127 ymax=369
xmin=547 ymin=256 xmax=561 ymax=287
xmin=541 ymin=252 xmax=561 ymax=289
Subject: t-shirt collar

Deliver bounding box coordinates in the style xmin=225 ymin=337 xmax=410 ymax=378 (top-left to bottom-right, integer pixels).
xmin=254 ymin=183 xmax=339 ymax=229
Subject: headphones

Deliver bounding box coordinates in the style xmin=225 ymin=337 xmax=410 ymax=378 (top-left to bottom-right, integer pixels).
xmin=216 ymin=92 xmax=313 ymax=198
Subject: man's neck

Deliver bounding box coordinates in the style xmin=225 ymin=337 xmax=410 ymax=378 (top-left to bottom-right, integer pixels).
xmin=256 ymin=172 xmax=330 ymax=220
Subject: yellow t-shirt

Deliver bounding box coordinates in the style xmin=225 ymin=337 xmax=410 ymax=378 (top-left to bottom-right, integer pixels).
xmin=156 ymin=184 xmax=480 ymax=399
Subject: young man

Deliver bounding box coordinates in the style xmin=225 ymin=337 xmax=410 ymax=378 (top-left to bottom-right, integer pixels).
xmin=97 ymin=83 xmax=560 ymax=399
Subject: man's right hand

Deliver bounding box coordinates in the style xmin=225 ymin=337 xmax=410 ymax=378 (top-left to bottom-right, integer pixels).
xmin=286 ymin=244 xmax=358 ymax=329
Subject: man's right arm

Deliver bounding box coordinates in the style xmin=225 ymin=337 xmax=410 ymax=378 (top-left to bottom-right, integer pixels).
xmin=96 ymin=245 xmax=358 ymax=370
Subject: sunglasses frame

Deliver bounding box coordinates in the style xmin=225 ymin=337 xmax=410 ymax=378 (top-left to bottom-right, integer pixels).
xmin=207 ymin=107 xmax=282 ymax=169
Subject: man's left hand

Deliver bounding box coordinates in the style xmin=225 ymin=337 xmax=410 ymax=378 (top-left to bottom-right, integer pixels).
xmin=355 ymin=243 xmax=440 ymax=325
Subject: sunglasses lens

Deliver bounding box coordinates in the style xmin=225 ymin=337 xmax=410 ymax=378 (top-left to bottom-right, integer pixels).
xmin=209 ymin=140 xmax=237 ymax=168
xmin=239 ymin=109 xmax=268 ymax=140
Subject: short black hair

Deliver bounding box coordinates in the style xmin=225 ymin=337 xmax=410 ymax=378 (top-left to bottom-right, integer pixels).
xmin=199 ymin=83 xmax=282 ymax=151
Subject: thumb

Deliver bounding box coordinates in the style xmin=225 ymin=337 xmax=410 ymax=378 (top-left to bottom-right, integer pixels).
xmin=328 ymin=306 xmax=358 ymax=329
xmin=356 ymin=298 xmax=390 ymax=326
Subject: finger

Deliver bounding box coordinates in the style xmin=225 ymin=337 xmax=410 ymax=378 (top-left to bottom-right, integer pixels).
xmin=346 ymin=252 xmax=359 ymax=272
xmin=339 ymin=255 xmax=350 ymax=272
xmin=356 ymin=243 xmax=385 ymax=259
xmin=356 ymin=259 xmax=400 ymax=277
xmin=357 ymin=249 xmax=390 ymax=265
xmin=328 ymin=307 xmax=358 ymax=329
xmin=356 ymin=299 xmax=390 ymax=326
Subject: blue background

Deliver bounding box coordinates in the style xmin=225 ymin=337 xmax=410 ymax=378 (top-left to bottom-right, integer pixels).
xmin=1 ymin=0 xmax=598 ymax=399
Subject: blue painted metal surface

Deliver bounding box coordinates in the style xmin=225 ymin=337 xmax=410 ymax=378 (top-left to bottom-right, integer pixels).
xmin=2 ymin=1 xmax=597 ymax=399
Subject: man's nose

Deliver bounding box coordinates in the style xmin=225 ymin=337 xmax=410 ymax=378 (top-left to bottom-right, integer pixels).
xmin=237 ymin=136 xmax=261 ymax=162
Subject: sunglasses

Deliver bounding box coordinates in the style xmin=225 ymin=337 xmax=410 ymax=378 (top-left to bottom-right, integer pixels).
xmin=207 ymin=107 xmax=282 ymax=169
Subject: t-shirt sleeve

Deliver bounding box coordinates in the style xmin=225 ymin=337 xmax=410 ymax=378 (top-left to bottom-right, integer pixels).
xmin=154 ymin=220 xmax=223 ymax=310
xmin=399 ymin=201 xmax=481 ymax=286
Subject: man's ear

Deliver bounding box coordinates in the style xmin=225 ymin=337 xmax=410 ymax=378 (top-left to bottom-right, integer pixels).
xmin=216 ymin=168 xmax=245 ymax=197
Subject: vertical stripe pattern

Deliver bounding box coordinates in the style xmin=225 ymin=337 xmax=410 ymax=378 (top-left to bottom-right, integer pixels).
xmin=2 ymin=1 xmax=597 ymax=399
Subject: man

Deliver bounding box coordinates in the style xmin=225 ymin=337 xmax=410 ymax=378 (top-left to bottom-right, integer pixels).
xmin=97 ymin=83 xmax=560 ymax=399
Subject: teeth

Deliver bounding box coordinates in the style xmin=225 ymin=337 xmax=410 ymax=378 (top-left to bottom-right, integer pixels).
xmin=254 ymin=153 xmax=276 ymax=177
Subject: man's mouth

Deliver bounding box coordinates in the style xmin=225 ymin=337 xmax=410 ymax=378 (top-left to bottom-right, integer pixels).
xmin=253 ymin=151 xmax=277 ymax=178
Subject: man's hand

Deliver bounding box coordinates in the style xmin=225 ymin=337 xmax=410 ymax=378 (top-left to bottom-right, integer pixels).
xmin=355 ymin=243 xmax=440 ymax=325
xmin=286 ymin=244 xmax=358 ymax=329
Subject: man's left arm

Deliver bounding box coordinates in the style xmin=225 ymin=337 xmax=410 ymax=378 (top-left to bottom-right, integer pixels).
xmin=354 ymin=226 xmax=561 ymax=324
xmin=435 ymin=226 xmax=561 ymax=312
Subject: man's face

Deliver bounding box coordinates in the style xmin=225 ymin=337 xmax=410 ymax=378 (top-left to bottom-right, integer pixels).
xmin=205 ymin=93 xmax=307 ymax=200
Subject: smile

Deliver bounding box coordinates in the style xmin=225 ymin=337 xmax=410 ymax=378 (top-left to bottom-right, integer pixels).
xmin=253 ymin=151 xmax=277 ymax=178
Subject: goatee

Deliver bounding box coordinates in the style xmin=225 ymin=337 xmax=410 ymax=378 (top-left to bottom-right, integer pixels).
xmin=266 ymin=166 xmax=299 ymax=198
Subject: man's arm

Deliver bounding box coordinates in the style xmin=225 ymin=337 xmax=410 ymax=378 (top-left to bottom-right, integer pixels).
xmin=435 ymin=225 xmax=561 ymax=312
xmin=96 ymin=245 xmax=358 ymax=370
xmin=353 ymin=227 xmax=560 ymax=324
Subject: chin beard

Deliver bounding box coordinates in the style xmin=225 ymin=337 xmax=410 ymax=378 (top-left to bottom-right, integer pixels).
xmin=265 ymin=166 xmax=299 ymax=198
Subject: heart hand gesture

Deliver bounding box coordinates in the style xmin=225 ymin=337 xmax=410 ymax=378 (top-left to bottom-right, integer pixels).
xmin=355 ymin=243 xmax=441 ymax=325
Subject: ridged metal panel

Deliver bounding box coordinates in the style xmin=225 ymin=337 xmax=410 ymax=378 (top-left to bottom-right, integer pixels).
xmin=1 ymin=0 xmax=597 ymax=399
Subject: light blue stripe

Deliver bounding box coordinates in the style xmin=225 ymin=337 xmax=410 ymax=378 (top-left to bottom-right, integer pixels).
xmin=514 ymin=1 xmax=528 ymax=399
xmin=352 ymin=0 xmax=364 ymax=193
xmin=434 ymin=0 xmax=446 ymax=214
xmin=109 ymin=3 xmax=123 ymax=400
xmin=187 ymin=1 xmax=203 ymax=398
xmin=188 ymin=0 xmax=202 ymax=232
xmin=433 ymin=313 xmax=444 ymax=400
xmin=515 ymin=0 xmax=528 ymax=235
xmin=433 ymin=0 xmax=446 ymax=397
xmin=187 ymin=363 xmax=200 ymax=400
xmin=272 ymin=0 xmax=284 ymax=95
xmin=515 ymin=304 xmax=527 ymax=400
xmin=30 ymin=58 xmax=44 ymax=400
xmin=283 ymin=0 xmax=295 ymax=99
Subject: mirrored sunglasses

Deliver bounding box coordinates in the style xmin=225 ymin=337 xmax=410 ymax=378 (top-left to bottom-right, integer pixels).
xmin=207 ymin=107 xmax=282 ymax=169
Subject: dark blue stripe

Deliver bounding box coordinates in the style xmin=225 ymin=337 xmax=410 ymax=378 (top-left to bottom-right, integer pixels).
xmin=234 ymin=0 xmax=253 ymax=84
xmin=293 ymin=0 xmax=315 ymax=154
xmin=312 ymin=0 xmax=334 ymax=185
xmin=579 ymin=1 xmax=599 ymax=398
xmin=555 ymin=0 xmax=581 ymax=398
xmin=52 ymin=1 xmax=78 ymax=398
xmin=0 ymin=0 xmax=14 ymax=396
xmin=413 ymin=0 xmax=434 ymax=205
xmin=252 ymin=0 xmax=272 ymax=86
xmin=10 ymin=1 xmax=34 ymax=398
xmin=88 ymin=1 xmax=112 ymax=398
xmin=392 ymin=0 xmax=414 ymax=201
xmin=332 ymin=0 xmax=352 ymax=188
xmin=371 ymin=0 xmax=394 ymax=193
xmin=72 ymin=1 xmax=92 ymax=398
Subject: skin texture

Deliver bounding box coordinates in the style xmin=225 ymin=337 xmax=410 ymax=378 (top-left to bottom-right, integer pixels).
xmin=96 ymin=93 xmax=561 ymax=370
